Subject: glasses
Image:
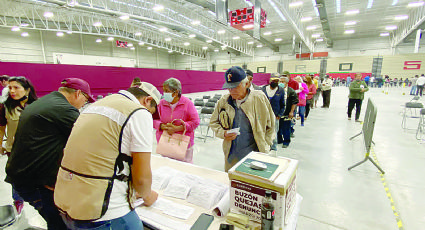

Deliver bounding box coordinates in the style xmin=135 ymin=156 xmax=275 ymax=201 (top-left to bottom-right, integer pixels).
xmin=81 ymin=92 xmax=90 ymax=103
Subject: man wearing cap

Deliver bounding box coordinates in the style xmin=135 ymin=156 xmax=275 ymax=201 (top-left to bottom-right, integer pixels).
xmin=210 ymin=66 xmax=275 ymax=172
xmin=246 ymin=69 xmax=261 ymax=90
xmin=54 ymin=82 xmax=160 ymax=229
xmin=5 ymin=78 xmax=94 ymax=229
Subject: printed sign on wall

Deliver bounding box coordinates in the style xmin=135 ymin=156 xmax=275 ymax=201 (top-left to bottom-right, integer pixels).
xmin=403 ymin=61 xmax=422 ymax=70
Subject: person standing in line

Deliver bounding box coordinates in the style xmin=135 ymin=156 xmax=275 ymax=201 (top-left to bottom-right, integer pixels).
xmin=370 ymin=76 xmax=375 ymax=88
xmin=364 ymin=75 xmax=370 ymax=86
xmin=246 ymin=69 xmax=262 ymax=90
xmin=209 ymin=66 xmax=275 ymax=171
xmin=278 ymin=77 xmax=298 ymax=148
xmin=153 ymin=78 xmax=200 ymax=163
xmin=313 ymin=76 xmax=320 ymax=108
xmin=294 ymin=76 xmax=308 ymax=126
xmin=5 ymin=78 xmax=94 ymax=229
xmin=321 ymin=75 xmax=333 ymax=108
xmin=416 ymin=74 xmax=425 ymax=96
xmin=346 ymin=75 xmax=352 ymax=87
xmin=0 ymin=75 xmax=10 ymax=103
xmin=261 ymin=75 xmax=285 ymax=151
xmin=410 ymin=75 xmax=418 ymax=95
xmin=305 ymin=75 xmax=317 ymax=119
xmin=55 ymin=82 xmax=160 ymax=229
xmin=347 ymin=73 xmax=369 ymax=122
xmin=130 ymin=77 xmax=142 ymax=87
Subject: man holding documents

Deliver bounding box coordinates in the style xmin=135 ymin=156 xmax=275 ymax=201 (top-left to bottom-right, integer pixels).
xmin=54 ymin=82 xmax=161 ymax=229
xmin=210 ymin=66 xmax=275 ymax=172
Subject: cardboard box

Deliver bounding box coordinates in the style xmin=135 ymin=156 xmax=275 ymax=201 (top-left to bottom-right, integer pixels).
xmin=228 ymin=152 xmax=298 ymax=230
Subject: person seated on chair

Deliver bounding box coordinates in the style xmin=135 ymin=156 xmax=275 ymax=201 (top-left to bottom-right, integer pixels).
xmin=210 ymin=66 xmax=275 ymax=172
xmin=153 ymin=78 xmax=200 ymax=163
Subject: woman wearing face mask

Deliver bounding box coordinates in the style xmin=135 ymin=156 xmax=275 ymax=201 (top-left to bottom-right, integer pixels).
xmin=0 ymin=76 xmax=37 ymax=215
xmin=153 ymin=78 xmax=200 ymax=163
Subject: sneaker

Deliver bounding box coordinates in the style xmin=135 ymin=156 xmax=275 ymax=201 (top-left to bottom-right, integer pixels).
xmin=282 ymin=144 xmax=289 ymax=148
xmin=348 ymin=117 xmax=351 ymax=120
xmin=301 ymin=123 xmax=304 ymax=126
xmin=290 ymin=133 xmax=295 ymax=138
xmin=355 ymin=119 xmax=362 ymax=122
xmin=14 ymin=200 xmax=24 ymax=216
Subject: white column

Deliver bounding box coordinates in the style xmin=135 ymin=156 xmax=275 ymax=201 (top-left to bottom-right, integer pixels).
xmin=414 ymin=29 xmax=421 ymax=53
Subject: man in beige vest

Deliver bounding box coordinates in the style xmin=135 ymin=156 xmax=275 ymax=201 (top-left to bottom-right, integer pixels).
xmin=54 ymin=82 xmax=160 ymax=229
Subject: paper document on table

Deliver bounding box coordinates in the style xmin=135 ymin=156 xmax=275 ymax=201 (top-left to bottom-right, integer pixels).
xmin=151 ymin=197 xmax=195 ymax=220
xmin=213 ymin=190 xmax=230 ymax=217
xmin=137 ymin=208 xmax=191 ymax=230
xmin=163 ymin=173 xmax=202 ymax=199
xmin=187 ymin=179 xmax=228 ymax=209
xmin=152 ymin=166 xmax=178 ymax=191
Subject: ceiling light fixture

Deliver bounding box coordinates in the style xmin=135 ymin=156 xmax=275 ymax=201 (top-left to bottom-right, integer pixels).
xmin=214 ymin=49 xmax=219 ymax=52
xmin=165 ymin=38 xmax=171 ymax=41
xmin=312 ymin=0 xmax=319 ymax=16
xmin=233 ymin=36 xmax=240 ymax=40
xmin=217 ymin=30 xmax=226 ymax=34
xmin=221 ymin=45 xmax=227 ymax=49
xmin=408 ymin=1 xmax=424 ymax=7
xmin=275 ymin=38 xmax=283 ymax=41
xmin=130 ymin=47 xmax=135 ymax=50
xmin=147 ymin=47 xmax=153 ymax=50
xmin=119 ymin=15 xmax=129 ymax=20
xmin=344 ymin=30 xmax=355 ymax=34
xmin=188 ymin=34 xmax=196 ymax=38
xmin=336 ymin=0 xmax=341 ymax=13
xmin=20 ymin=22 xmax=29 ymax=27
xmin=380 ymin=32 xmax=390 ymax=36
xmin=264 ymin=31 xmax=272 ymax=35
xmin=159 ymin=27 xmax=167 ymax=32
xmin=243 ymin=24 xmax=254 ymax=29
xmin=256 ymin=44 xmax=263 ymax=48
xmin=206 ymin=40 xmax=213 ymax=43
xmin=312 ymin=33 xmax=321 ymax=38
xmin=168 ymin=50 xmax=173 ymax=53
xmin=306 ymin=25 xmax=317 ymax=30
xmin=43 ymin=12 xmax=54 ymax=18
xmin=301 ymin=17 xmax=312 ymax=22
xmin=128 ymin=43 xmax=133 ymax=47
xmin=184 ymin=42 xmax=190 ymax=46
xmin=96 ymin=39 xmax=102 ymax=43
xmin=202 ymin=46 xmax=208 ymax=50
xmin=395 ymin=15 xmax=409 ymax=20
xmin=107 ymin=37 xmax=114 ymax=41
xmin=248 ymin=41 xmax=254 ymax=44
xmin=11 ymin=26 xmax=20 ymax=32
xmin=191 ymin=20 xmax=200 ymax=25
xmin=93 ymin=21 xmax=102 ymax=27
xmin=386 ymin=25 xmax=397 ymax=30
xmin=289 ymin=1 xmax=303 ymax=7
xmin=153 ymin=5 xmax=164 ymax=11
xmin=345 ymin=9 xmax=359 ymax=15
xmin=56 ymin=32 xmax=64 ymax=37
xmin=67 ymin=31 xmax=72 ymax=34
xmin=139 ymin=42 xmax=145 ymax=45
xmin=367 ymin=0 xmax=374 ymax=9
xmin=135 ymin=32 xmax=142 ymax=36
xmin=267 ymin=0 xmax=287 ymax=21
xmin=345 ymin=21 xmax=357 ymax=26
xmin=21 ymin=32 xmax=29 ymax=37
xmin=316 ymin=38 xmax=324 ymax=41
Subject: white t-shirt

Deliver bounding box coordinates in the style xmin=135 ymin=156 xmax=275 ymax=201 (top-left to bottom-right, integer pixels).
xmin=97 ymin=90 xmax=153 ymax=221
xmin=417 ymin=76 xmax=425 ymax=86
xmin=265 ymin=86 xmax=278 ymax=98
xmin=0 ymin=86 xmax=9 ymax=103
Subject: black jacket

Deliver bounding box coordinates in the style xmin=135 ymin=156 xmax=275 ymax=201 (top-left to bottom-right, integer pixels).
xmin=283 ymin=87 xmax=299 ymax=116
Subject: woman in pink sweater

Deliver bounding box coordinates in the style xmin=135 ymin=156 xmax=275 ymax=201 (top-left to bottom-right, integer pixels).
xmin=295 ymin=76 xmax=309 ymax=126
xmin=153 ymin=78 xmax=200 ymax=163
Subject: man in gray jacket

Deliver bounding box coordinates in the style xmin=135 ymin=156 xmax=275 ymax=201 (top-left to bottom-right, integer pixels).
xmin=210 ymin=66 xmax=275 ymax=171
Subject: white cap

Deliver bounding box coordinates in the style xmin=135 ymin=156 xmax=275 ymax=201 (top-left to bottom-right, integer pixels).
xmin=138 ymin=82 xmax=161 ymax=105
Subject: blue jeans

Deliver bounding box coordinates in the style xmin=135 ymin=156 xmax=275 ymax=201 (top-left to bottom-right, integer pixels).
xmin=411 ymin=85 xmax=417 ymax=95
xmin=281 ymin=119 xmax=292 ymax=146
xmin=271 ymin=118 xmax=279 ymax=150
xmin=298 ymin=106 xmax=305 ymax=124
xmin=61 ymin=210 xmax=144 ymax=230
xmin=12 ymin=184 xmax=67 ymax=229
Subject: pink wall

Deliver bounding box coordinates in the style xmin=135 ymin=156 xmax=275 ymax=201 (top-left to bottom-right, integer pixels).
xmin=289 ymin=73 xmax=371 ymax=79
xmin=0 ymin=62 xmax=271 ymax=97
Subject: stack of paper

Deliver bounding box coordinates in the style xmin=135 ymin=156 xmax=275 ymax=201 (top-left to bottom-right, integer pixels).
xmin=186 ymin=179 xmax=227 ymax=209
xmin=162 ymin=173 xmax=202 ymax=199
xmin=151 ymin=197 xmax=195 ymax=220
xmin=151 ymin=167 xmax=178 ymax=191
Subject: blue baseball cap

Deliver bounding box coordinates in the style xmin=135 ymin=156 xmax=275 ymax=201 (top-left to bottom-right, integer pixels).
xmin=222 ymin=66 xmax=247 ymax=89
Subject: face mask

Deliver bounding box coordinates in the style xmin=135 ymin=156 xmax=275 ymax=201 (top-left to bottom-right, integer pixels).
xmin=163 ymin=92 xmax=174 ymax=103
xmin=270 ymin=82 xmax=278 ymax=88
xmin=279 ymin=83 xmax=286 ymax=88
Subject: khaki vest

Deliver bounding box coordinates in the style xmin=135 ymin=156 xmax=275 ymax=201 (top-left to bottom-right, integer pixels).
xmin=54 ymin=94 xmax=146 ymax=221
xmin=5 ymin=107 xmax=23 ymax=152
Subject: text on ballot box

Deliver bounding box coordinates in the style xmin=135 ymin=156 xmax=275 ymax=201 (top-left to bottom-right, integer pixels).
xmin=228 ymin=152 xmax=298 ymax=230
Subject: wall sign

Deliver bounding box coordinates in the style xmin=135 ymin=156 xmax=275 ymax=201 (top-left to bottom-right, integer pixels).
xmin=403 ymin=61 xmax=422 ymax=70
xmin=339 ymin=63 xmax=353 ymax=71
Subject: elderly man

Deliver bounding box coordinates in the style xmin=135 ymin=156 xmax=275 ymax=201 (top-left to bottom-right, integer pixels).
xmin=321 ymin=75 xmax=333 ymax=108
xmin=246 ymin=69 xmax=261 ymax=90
xmin=210 ymin=66 xmax=275 ymax=171
xmin=348 ymin=73 xmax=369 ymax=121
xmin=279 ymin=77 xmax=299 ymax=148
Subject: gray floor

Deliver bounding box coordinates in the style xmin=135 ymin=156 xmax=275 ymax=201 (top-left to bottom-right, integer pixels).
xmin=1 ymin=86 xmax=424 ymax=229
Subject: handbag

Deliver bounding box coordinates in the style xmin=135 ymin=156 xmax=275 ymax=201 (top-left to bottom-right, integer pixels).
xmin=156 ymin=119 xmax=190 ymax=161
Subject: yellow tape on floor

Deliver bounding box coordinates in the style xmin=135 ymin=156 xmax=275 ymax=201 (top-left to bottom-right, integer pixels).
xmin=370 ymin=148 xmax=404 ymax=230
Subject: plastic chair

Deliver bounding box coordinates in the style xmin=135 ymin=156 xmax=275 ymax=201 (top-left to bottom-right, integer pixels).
xmin=194 ymin=100 xmax=204 ymax=107
xmin=0 ymin=205 xmax=17 ymax=229
xmin=402 ymin=101 xmax=424 ymax=129
xmin=417 ymin=109 xmax=425 ymax=140
xmin=198 ymin=107 xmax=215 ymax=142
xmin=213 ymin=94 xmax=222 ymax=99
xmin=205 ymin=102 xmax=216 ymax=108
xmin=208 ymin=98 xmax=218 ymax=103
xmin=202 ymin=95 xmax=211 ymax=99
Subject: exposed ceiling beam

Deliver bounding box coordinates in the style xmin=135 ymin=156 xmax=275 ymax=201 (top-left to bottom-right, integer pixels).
xmin=314 ymin=0 xmax=333 ymax=48
xmin=392 ymin=5 xmax=425 ymax=47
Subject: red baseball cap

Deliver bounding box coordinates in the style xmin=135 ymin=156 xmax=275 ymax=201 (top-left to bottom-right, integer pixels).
xmin=61 ymin=78 xmax=95 ymax=103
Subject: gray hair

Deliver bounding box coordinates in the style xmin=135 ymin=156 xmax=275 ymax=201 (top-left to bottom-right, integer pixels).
xmin=163 ymin=77 xmax=182 ymax=96
xmin=271 ymin=73 xmax=280 ymax=78
xmin=240 ymin=77 xmax=250 ymax=88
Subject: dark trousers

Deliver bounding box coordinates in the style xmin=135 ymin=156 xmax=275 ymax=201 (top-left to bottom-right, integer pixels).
xmin=12 ymin=184 xmax=67 ymax=230
xmin=347 ymin=99 xmax=363 ymax=120
xmin=280 ymin=119 xmax=292 ymax=146
xmin=322 ymin=89 xmax=331 ymax=107
xmin=305 ymin=100 xmax=312 ymax=118
xmin=417 ymin=85 xmax=424 ymax=96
